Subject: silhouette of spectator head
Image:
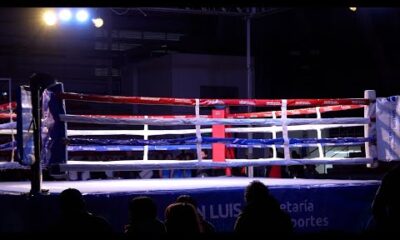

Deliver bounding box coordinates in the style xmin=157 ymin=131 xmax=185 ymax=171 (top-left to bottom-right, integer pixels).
xmin=235 ymin=181 xmax=293 ymax=234
xmin=371 ymin=163 xmax=400 ymax=232
xmin=59 ymin=188 xmax=86 ymax=215
xmin=55 ymin=188 xmax=113 ymax=234
xmin=291 ymin=150 xmax=300 ymax=159
xmin=176 ymin=195 xmax=216 ymax=233
xmin=266 ymin=148 xmax=273 ymax=157
xmin=129 ymin=196 xmax=158 ymax=222
xmin=277 ymin=151 xmax=284 ymax=158
xmin=176 ymin=195 xmax=197 ymax=208
xmin=245 ymin=180 xmax=270 ymax=204
xmin=165 ymin=152 xmax=173 ymax=160
xmin=165 ymin=202 xmax=203 ymax=233
xmin=200 ymin=150 xmax=208 ymax=159
xmin=185 ymin=152 xmax=195 ymax=160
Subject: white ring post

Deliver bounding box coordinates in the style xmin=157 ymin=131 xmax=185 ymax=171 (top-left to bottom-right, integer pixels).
xmin=364 ymin=90 xmax=377 ymax=167
xmin=143 ymin=115 xmax=149 ymax=161
xmin=195 ymin=99 xmax=203 ymax=162
xmin=316 ymin=107 xmax=324 ymax=158
xmin=281 ymin=100 xmax=290 ymax=160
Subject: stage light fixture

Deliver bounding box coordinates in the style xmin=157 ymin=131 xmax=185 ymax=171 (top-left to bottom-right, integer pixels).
xmin=43 ymin=10 xmax=57 ymax=26
xmin=349 ymin=7 xmax=357 ymax=12
xmin=59 ymin=9 xmax=72 ymax=22
xmin=76 ymin=9 xmax=89 ymax=22
xmin=92 ymin=18 xmax=104 ymax=28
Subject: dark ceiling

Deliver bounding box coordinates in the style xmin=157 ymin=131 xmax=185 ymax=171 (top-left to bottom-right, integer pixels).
xmin=0 ymin=7 xmax=399 ymax=99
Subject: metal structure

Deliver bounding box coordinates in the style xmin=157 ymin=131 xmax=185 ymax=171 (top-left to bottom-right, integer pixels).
xmin=112 ymin=7 xmax=290 ymax=18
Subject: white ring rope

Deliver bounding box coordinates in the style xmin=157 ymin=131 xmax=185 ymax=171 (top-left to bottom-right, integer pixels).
xmin=66 ymin=124 xmax=364 ymax=136
xmin=59 ymin=157 xmax=374 ymax=171
xmin=0 ymin=129 xmax=17 ymax=135
xmin=60 ymin=114 xmax=369 ymax=126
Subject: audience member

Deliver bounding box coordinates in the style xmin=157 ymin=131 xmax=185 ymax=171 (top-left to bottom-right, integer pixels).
xmin=164 ymin=202 xmax=203 ymax=233
xmin=176 ymin=195 xmax=215 ymax=233
xmin=304 ymin=165 xmax=319 ymax=178
xmin=161 ymin=152 xmax=173 ymax=178
xmin=253 ymin=148 xmax=273 ymax=177
xmin=368 ymin=163 xmax=400 ymax=234
xmin=234 ymin=180 xmax=293 ymax=235
xmin=196 ymin=150 xmax=209 ymax=177
xmin=183 ymin=152 xmax=194 ymax=177
xmin=50 ymin=188 xmax=113 ymax=234
xmin=171 ymin=151 xmax=186 ymax=178
xmin=124 ymin=196 xmax=166 ymax=236
xmin=287 ymin=151 xmax=305 ymax=178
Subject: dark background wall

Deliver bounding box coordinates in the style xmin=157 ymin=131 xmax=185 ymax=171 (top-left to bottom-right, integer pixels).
xmin=0 ymin=7 xmax=399 ymax=109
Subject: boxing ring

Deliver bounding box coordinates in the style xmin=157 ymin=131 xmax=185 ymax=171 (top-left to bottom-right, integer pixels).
xmin=35 ymin=83 xmax=377 ymax=171
xmin=2 ymin=77 xmax=400 ymax=233
xmin=0 ymin=101 xmax=20 ymax=170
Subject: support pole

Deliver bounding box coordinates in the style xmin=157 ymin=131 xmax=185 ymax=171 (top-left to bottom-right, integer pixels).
xmin=29 ymin=73 xmax=56 ymax=196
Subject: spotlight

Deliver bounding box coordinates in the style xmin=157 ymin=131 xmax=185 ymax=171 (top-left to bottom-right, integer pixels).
xmin=92 ymin=18 xmax=104 ymax=28
xmin=349 ymin=7 xmax=357 ymax=12
xmin=76 ymin=9 xmax=89 ymax=22
xmin=59 ymin=9 xmax=72 ymax=22
xmin=43 ymin=10 xmax=57 ymax=26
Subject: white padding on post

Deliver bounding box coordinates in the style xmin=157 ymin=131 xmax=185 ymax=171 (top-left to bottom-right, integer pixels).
xmin=282 ymin=100 xmax=290 ymax=160
xmin=195 ymin=99 xmax=203 ymax=162
xmin=376 ymin=96 xmax=400 ymax=161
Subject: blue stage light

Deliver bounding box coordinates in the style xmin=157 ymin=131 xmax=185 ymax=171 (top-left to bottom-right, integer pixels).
xmin=59 ymin=9 xmax=72 ymax=22
xmin=76 ymin=9 xmax=89 ymax=22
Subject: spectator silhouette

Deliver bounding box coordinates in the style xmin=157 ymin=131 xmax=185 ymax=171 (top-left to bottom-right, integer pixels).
xmin=50 ymin=188 xmax=113 ymax=234
xmin=171 ymin=151 xmax=186 ymax=178
xmin=124 ymin=196 xmax=166 ymax=236
xmin=164 ymin=202 xmax=203 ymax=233
xmin=196 ymin=150 xmax=209 ymax=177
xmin=184 ymin=152 xmax=195 ymax=178
xmin=270 ymin=151 xmax=290 ymax=178
xmin=176 ymin=195 xmax=215 ymax=233
xmin=253 ymin=148 xmax=272 ymax=177
xmin=161 ymin=152 xmax=173 ymax=178
xmin=287 ymin=150 xmax=305 ymax=178
xmin=304 ymin=164 xmax=319 ymax=179
xmin=234 ymin=180 xmax=293 ymax=235
xmin=369 ymin=163 xmax=400 ymax=234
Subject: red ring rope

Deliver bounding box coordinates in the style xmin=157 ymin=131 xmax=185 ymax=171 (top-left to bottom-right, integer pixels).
xmin=0 ymin=102 xmax=16 ymax=112
xmin=58 ymin=92 xmax=369 ymax=107
xmin=0 ymin=113 xmax=16 ymax=119
xmin=76 ymin=105 xmax=364 ymax=120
